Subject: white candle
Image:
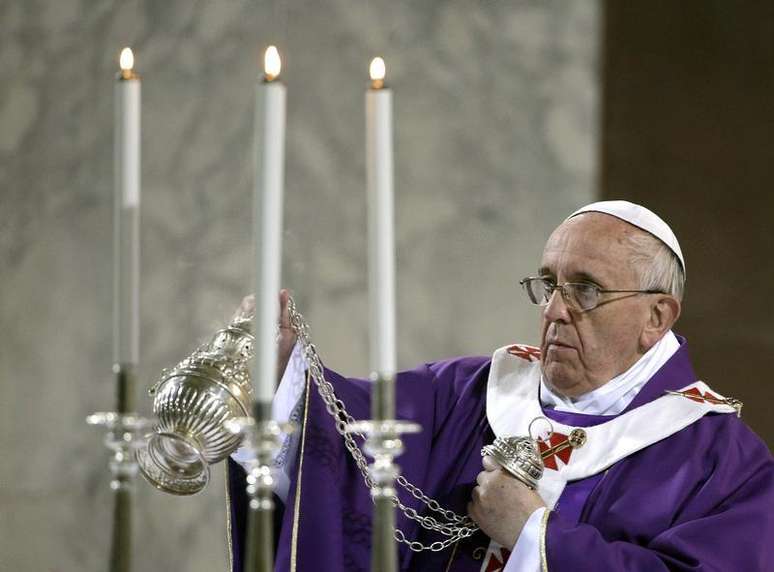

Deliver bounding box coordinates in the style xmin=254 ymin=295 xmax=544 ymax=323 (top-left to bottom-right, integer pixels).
xmin=365 ymin=57 xmax=397 ymax=377
xmin=253 ymin=46 xmax=287 ymax=405
xmin=113 ymin=47 xmax=141 ymax=367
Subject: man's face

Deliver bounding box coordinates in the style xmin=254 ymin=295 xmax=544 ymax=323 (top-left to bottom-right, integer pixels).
xmin=538 ymin=213 xmax=653 ymax=397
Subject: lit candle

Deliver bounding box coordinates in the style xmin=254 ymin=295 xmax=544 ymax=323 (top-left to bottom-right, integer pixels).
xmin=365 ymin=57 xmax=396 ymax=377
xmin=114 ymin=47 xmax=141 ymax=368
xmin=253 ymin=46 xmax=287 ymax=407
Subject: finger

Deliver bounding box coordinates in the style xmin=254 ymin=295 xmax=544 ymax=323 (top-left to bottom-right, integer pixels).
xmin=469 ymin=486 xmax=487 ymax=519
xmin=278 ymin=289 xmax=292 ymax=329
xmin=466 ymin=501 xmax=476 ymax=521
xmin=482 ymin=455 xmax=500 ymax=472
xmin=477 ymin=469 xmax=497 ymax=488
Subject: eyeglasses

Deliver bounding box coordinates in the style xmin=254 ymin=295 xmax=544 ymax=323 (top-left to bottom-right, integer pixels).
xmin=519 ymin=277 xmax=664 ymax=312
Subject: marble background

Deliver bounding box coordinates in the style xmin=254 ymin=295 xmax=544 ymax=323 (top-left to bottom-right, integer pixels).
xmin=0 ymin=1 xmax=599 ymax=570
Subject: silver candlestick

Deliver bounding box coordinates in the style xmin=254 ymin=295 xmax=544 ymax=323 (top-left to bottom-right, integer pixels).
xmin=346 ymin=373 xmax=421 ymax=572
xmin=86 ymin=365 xmax=153 ymax=572
xmin=227 ymin=405 xmax=294 ymax=572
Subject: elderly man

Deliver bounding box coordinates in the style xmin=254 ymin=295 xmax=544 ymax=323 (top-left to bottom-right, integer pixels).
xmin=227 ymin=201 xmax=774 ymax=571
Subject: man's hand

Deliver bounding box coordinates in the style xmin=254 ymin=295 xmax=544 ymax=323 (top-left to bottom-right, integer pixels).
xmin=468 ymin=455 xmax=546 ymax=548
xmin=233 ymin=289 xmax=297 ymax=387
xmin=276 ymin=289 xmax=297 ymax=379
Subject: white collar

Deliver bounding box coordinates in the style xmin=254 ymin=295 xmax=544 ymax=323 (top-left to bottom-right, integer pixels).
xmin=485 ymin=341 xmax=734 ymax=508
xmin=540 ymin=331 xmax=680 ymax=415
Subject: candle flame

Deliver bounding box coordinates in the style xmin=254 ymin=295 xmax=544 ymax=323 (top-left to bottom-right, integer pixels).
xmin=369 ymin=57 xmax=386 ymax=82
xmin=119 ymin=47 xmax=134 ymax=72
xmin=264 ymin=46 xmax=281 ymax=81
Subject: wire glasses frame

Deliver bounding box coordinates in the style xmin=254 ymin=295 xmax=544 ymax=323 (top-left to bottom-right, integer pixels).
xmin=519 ymin=277 xmax=665 ymax=312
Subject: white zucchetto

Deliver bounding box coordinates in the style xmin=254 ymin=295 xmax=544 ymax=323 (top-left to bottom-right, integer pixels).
xmin=568 ymin=200 xmax=686 ymax=275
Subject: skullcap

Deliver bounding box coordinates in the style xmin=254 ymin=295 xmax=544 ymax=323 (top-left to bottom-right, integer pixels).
xmin=568 ymin=200 xmax=685 ymax=275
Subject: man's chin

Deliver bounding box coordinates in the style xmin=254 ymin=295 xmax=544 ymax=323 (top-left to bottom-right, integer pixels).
xmin=542 ymin=364 xmax=584 ymax=397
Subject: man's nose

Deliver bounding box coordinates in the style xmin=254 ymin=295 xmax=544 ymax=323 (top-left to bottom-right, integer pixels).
xmin=543 ymin=286 xmax=571 ymax=323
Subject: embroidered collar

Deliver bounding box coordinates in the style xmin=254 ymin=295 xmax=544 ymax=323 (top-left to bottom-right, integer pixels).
xmin=540 ymin=331 xmax=681 ymax=416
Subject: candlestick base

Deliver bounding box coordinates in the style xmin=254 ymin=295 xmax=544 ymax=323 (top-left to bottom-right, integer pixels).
xmin=345 ymin=419 xmax=420 ymax=572
xmin=226 ymin=416 xmax=294 ymax=572
xmin=225 ymin=417 xmax=295 ymax=493
xmin=87 ymin=411 xmax=153 ymax=572
xmin=86 ymin=412 xmax=154 ymax=490
xmin=345 ymin=420 xmax=421 ymax=497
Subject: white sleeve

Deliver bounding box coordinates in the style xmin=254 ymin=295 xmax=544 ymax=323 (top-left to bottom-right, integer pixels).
xmin=230 ymin=342 xmax=308 ymax=502
xmin=503 ymin=507 xmax=546 ymax=572
xmin=271 ymin=342 xmax=308 ymax=423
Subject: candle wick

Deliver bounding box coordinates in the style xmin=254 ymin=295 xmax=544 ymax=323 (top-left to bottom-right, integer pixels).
xmin=371 ymin=78 xmax=385 ymax=90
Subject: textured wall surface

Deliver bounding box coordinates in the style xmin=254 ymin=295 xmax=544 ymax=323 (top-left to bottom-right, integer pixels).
xmin=0 ymin=1 xmax=599 ymax=570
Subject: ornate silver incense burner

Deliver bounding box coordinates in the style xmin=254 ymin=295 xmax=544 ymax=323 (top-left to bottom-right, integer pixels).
xmin=136 ymin=316 xmax=255 ymax=495
xmin=481 ymin=435 xmax=544 ymax=490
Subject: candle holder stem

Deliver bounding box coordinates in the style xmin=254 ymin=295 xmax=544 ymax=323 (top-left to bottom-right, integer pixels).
xmin=372 ymin=492 xmax=397 ymax=572
xmin=115 ymin=362 xmax=134 ymax=414
xmin=227 ymin=405 xmax=294 ymax=572
xmin=371 ymin=372 xmax=395 ymax=421
xmin=347 ymin=373 xmax=421 ymax=572
xmin=110 ymin=486 xmax=131 ymax=572
xmin=87 ymin=365 xmax=153 ymax=572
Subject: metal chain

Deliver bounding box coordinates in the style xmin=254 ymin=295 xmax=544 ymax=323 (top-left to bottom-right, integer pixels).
xmin=286 ymin=298 xmax=479 ymax=552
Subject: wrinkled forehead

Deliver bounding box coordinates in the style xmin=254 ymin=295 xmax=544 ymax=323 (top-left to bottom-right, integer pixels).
xmin=540 ymin=213 xmax=642 ymax=283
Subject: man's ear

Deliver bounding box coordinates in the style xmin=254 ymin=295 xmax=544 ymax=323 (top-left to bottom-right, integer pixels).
xmin=641 ymin=295 xmax=681 ymax=350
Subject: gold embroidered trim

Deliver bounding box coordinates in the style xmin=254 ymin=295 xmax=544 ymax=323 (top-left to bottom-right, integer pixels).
xmin=443 ymin=540 xmax=461 ymax=572
xmin=290 ymin=370 xmax=312 ymax=572
xmin=540 ymin=508 xmax=551 ymax=572
xmin=225 ymin=462 xmax=234 ymax=572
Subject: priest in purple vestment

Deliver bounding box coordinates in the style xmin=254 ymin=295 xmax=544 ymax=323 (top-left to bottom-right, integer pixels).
xmin=227 ymin=200 xmax=774 ymax=572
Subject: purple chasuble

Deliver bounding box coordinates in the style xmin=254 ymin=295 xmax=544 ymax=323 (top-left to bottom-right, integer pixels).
xmin=227 ymin=338 xmax=774 ymax=571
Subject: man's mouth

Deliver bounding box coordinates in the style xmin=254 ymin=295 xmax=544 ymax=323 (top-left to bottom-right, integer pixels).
xmin=546 ymin=340 xmax=575 ymax=351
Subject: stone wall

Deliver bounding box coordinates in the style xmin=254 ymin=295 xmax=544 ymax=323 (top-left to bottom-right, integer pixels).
xmin=0 ymin=1 xmax=599 ymax=569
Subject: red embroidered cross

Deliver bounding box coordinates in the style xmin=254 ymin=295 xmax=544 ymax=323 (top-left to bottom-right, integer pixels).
xmin=483 ymin=546 xmax=512 ymax=572
xmin=678 ymin=387 xmax=723 ymax=404
xmin=538 ymin=432 xmax=574 ymax=471
xmin=666 ymin=386 xmax=742 ymax=417
xmin=507 ymin=344 xmax=541 ymax=362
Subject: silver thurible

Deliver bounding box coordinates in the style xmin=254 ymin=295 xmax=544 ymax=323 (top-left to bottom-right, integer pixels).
xmin=135 ymin=317 xmax=256 ymax=495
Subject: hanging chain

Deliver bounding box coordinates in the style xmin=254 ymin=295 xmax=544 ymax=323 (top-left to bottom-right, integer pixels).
xmin=286 ymin=298 xmax=479 ymax=552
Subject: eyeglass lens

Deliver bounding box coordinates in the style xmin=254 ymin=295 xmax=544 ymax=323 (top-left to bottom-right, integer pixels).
xmin=523 ymin=279 xmax=599 ymax=311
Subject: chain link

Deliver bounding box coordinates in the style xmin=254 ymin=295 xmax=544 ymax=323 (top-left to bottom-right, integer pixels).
xmin=287 ymin=298 xmax=479 ymax=552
